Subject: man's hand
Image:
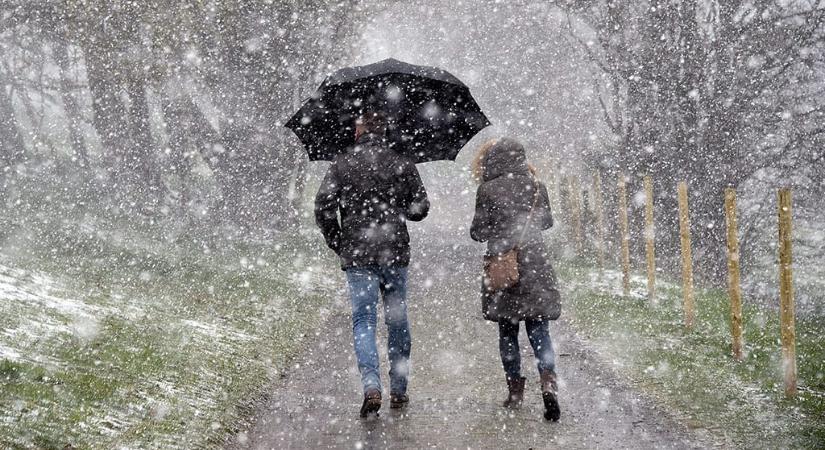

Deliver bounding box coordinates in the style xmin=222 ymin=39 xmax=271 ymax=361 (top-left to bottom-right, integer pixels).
xmin=326 ymin=234 xmax=341 ymax=254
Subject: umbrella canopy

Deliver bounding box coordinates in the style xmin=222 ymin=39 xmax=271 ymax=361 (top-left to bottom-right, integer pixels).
xmin=285 ymin=58 xmax=490 ymax=163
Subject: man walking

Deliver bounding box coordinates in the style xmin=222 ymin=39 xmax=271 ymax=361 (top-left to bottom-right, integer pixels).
xmin=314 ymin=111 xmax=429 ymax=417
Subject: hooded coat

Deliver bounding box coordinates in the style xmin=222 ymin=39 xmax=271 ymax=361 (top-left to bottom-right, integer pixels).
xmin=315 ymin=133 xmax=429 ymax=269
xmin=470 ymin=138 xmax=560 ymax=322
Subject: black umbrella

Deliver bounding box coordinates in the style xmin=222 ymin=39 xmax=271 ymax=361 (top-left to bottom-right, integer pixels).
xmin=285 ymin=58 xmax=490 ymax=163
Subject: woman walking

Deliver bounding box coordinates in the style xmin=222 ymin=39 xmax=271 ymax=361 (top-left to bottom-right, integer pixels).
xmin=470 ymin=137 xmax=561 ymax=421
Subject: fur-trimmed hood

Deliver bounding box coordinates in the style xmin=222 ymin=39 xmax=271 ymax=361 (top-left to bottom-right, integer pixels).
xmin=482 ymin=138 xmax=530 ymax=182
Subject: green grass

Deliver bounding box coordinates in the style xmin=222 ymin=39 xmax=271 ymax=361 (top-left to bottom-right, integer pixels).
xmin=0 ymin=215 xmax=338 ymax=449
xmin=560 ymin=265 xmax=825 ymax=449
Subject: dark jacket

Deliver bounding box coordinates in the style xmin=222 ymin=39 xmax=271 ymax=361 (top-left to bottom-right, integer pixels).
xmin=470 ymin=138 xmax=560 ymax=322
xmin=315 ymin=133 xmax=429 ymax=269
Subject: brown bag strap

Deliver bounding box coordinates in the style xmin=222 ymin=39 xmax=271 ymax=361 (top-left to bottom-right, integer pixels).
xmin=515 ymin=177 xmax=541 ymax=248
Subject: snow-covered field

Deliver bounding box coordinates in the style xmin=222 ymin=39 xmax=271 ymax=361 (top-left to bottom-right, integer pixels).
xmin=0 ymin=229 xmax=339 ymax=449
xmin=0 ymin=261 xmax=132 ymax=362
xmin=564 ymin=266 xmax=825 ymax=448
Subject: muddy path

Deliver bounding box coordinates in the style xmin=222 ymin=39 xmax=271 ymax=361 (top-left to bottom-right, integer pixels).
xmin=231 ymin=235 xmax=705 ymax=449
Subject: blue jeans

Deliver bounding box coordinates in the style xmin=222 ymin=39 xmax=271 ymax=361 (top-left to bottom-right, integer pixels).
xmin=346 ymin=266 xmax=411 ymax=394
xmin=498 ymin=319 xmax=555 ymax=380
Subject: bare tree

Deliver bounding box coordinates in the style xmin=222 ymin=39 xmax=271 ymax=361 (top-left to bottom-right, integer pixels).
xmin=564 ymin=0 xmax=825 ymax=277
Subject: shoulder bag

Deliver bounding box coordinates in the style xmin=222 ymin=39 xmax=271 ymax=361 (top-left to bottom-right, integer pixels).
xmin=483 ymin=178 xmax=540 ymax=291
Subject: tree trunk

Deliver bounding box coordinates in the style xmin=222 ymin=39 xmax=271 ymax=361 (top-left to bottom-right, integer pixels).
xmin=83 ymin=42 xmax=132 ymax=184
xmin=0 ymin=81 xmax=26 ymax=169
xmin=125 ymin=75 xmax=161 ymax=195
xmin=52 ymin=38 xmax=89 ymax=168
xmin=0 ymin=76 xmax=26 ymax=205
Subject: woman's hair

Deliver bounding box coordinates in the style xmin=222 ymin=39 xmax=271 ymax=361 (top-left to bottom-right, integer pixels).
xmin=527 ymin=163 xmax=538 ymax=178
xmin=471 ymin=138 xmax=540 ymax=183
xmin=355 ymin=110 xmax=388 ymax=134
xmin=471 ymin=138 xmax=497 ymax=183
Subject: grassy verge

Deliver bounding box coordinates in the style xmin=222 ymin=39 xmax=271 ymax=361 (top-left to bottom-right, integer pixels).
xmin=0 ymin=216 xmax=339 ymax=449
xmin=559 ymin=265 xmax=825 ymax=449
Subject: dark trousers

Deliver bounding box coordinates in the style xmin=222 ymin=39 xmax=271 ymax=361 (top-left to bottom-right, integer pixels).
xmin=498 ymin=319 xmax=555 ymax=380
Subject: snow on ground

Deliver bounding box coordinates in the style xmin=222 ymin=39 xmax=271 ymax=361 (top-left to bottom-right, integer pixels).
xmin=565 ymin=266 xmax=812 ymax=447
xmin=574 ymin=268 xmax=654 ymax=299
xmin=0 ymin=247 xmax=324 ymax=448
xmin=181 ymin=319 xmax=258 ymax=343
xmin=0 ymin=343 xmax=21 ymax=360
xmin=0 ymin=261 xmax=106 ymax=365
xmin=0 ymin=262 xmax=103 ymax=321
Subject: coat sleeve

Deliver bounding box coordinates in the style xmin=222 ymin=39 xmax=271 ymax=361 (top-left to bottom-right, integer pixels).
xmin=314 ymin=163 xmax=342 ymax=253
xmin=470 ymin=185 xmax=493 ymax=242
xmin=537 ymin=182 xmax=553 ymax=230
xmin=403 ymin=161 xmax=429 ymax=222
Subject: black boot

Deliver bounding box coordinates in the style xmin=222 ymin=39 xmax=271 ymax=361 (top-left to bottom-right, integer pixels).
xmin=390 ymin=392 xmax=409 ymax=409
xmin=503 ymin=376 xmax=526 ymax=409
xmin=540 ymin=369 xmax=560 ymax=421
xmin=360 ymin=388 xmax=381 ymax=418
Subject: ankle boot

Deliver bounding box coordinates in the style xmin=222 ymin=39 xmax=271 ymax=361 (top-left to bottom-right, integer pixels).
xmin=360 ymin=387 xmax=382 ymax=418
xmin=390 ymin=392 xmax=409 ymax=409
xmin=503 ymin=376 xmax=526 ymax=409
xmin=540 ymin=369 xmax=560 ymax=421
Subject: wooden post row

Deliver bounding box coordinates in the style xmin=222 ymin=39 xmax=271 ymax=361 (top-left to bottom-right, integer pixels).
xmin=644 ymin=175 xmax=656 ymax=304
xmin=778 ymin=188 xmax=797 ymax=397
xmin=618 ymin=174 xmax=631 ymax=297
xmin=563 ymin=176 xmax=574 ymax=244
xmin=677 ymin=182 xmax=695 ymax=329
xmin=592 ymin=172 xmax=606 ymax=272
xmin=724 ymin=188 xmax=744 ymax=361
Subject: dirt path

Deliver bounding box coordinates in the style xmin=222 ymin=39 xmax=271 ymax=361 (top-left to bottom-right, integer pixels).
xmin=232 ymin=237 xmax=704 ymax=449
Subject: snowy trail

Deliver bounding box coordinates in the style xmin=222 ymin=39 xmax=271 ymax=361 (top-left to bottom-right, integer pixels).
xmin=233 ymin=234 xmax=703 ymax=449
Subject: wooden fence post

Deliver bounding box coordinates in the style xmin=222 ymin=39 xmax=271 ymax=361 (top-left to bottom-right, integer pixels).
xmin=724 ymin=188 xmax=744 ymax=361
xmin=563 ymin=176 xmax=574 ymax=245
xmin=559 ymin=176 xmax=571 ymax=243
xmin=593 ymin=171 xmax=606 ymax=272
xmin=677 ymin=182 xmax=694 ymax=329
xmin=644 ymin=175 xmax=656 ymax=304
xmin=618 ymin=174 xmax=630 ymax=297
xmin=778 ymin=188 xmax=797 ymax=397
xmin=569 ymin=175 xmax=584 ymax=257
